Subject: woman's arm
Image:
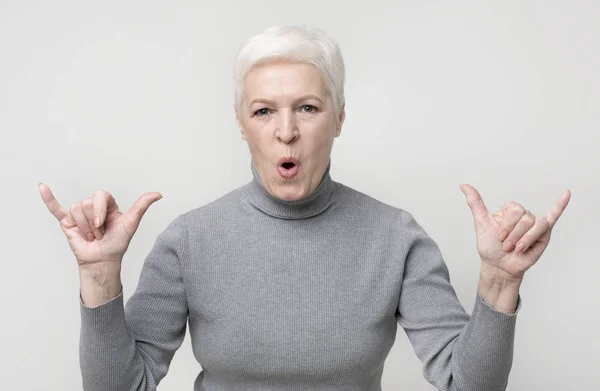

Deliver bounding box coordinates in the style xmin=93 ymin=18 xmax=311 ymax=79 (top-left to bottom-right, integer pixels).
xmin=396 ymin=210 xmax=521 ymax=391
xmin=79 ymin=216 xmax=189 ymax=391
xmin=40 ymin=185 xmax=187 ymax=390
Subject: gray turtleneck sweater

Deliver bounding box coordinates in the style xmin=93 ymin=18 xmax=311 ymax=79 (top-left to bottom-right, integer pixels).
xmin=80 ymin=162 xmax=521 ymax=391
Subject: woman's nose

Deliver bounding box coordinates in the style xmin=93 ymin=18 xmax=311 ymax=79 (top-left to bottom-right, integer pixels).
xmin=275 ymin=110 xmax=299 ymax=143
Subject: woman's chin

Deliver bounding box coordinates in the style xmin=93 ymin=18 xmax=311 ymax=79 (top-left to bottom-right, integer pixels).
xmin=269 ymin=183 xmax=308 ymax=201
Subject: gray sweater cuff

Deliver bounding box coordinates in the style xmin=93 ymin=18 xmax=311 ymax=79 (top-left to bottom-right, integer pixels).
xmin=476 ymin=289 xmax=523 ymax=318
xmin=455 ymin=290 xmax=522 ymax=389
xmin=79 ymin=291 xmax=126 ymax=335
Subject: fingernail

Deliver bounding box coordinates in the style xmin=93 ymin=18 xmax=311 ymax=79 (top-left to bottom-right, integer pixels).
xmin=499 ymin=230 xmax=508 ymax=241
xmin=94 ymin=217 xmax=101 ymax=228
xmin=516 ymin=242 xmax=524 ymax=252
xmin=86 ymin=232 xmax=95 ymax=242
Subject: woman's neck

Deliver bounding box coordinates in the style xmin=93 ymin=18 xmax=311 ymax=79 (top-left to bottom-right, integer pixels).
xmin=244 ymin=159 xmax=337 ymax=219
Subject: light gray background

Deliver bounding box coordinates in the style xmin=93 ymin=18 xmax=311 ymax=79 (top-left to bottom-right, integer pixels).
xmin=1 ymin=1 xmax=598 ymax=390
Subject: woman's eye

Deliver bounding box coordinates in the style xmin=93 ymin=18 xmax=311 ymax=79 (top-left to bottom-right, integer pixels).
xmin=255 ymin=108 xmax=270 ymax=116
xmin=301 ymin=105 xmax=317 ymax=113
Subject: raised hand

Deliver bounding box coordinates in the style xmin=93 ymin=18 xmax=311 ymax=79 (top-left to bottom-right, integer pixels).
xmin=39 ymin=184 xmax=162 ymax=306
xmin=39 ymin=184 xmax=162 ymax=267
xmin=459 ymin=184 xmax=571 ymax=280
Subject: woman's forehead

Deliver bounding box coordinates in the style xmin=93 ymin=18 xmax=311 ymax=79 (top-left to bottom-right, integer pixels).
xmin=244 ymin=62 xmax=329 ymax=103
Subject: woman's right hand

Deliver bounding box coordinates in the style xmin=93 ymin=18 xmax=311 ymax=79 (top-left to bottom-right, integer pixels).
xmin=39 ymin=184 xmax=162 ymax=305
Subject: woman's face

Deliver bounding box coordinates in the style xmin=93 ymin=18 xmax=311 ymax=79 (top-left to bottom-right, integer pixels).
xmin=236 ymin=62 xmax=345 ymax=201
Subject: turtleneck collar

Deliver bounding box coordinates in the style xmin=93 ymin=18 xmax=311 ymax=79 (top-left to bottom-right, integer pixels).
xmin=244 ymin=159 xmax=337 ymax=220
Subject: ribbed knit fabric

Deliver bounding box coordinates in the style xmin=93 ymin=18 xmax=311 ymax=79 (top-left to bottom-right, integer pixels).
xmin=80 ymin=160 xmax=521 ymax=391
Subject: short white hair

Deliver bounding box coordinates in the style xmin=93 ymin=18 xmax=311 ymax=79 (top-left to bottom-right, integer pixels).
xmin=233 ymin=25 xmax=345 ymax=115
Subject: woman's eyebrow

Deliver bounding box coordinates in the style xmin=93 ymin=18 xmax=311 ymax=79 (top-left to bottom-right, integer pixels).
xmin=248 ymin=98 xmax=275 ymax=107
xmin=295 ymin=95 xmax=324 ymax=104
xmin=248 ymin=95 xmax=325 ymax=107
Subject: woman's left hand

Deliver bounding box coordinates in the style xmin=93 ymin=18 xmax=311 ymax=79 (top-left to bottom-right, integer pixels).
xmin=459 ymin=184 xmax=571 ymax=280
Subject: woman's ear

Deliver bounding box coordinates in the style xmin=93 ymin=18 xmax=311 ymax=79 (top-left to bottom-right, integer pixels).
xmin=335 ymin=104 xmax=346 ymax=137
xmin=235 ymin=108 xmax=246 ymax=140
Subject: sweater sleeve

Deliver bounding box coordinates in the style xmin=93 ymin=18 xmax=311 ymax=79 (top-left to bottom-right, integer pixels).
xmin=79 ymin=216 xmax=189 ymax=391
xmin=396 ymin=210 xmax=522 ymax=391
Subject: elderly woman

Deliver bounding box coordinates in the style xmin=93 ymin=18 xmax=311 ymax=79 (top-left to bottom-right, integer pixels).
xmin=40 ymin=25 xmax=570 ymax=391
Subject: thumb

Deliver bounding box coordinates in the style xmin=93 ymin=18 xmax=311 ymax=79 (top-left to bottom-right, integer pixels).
xmin=459 ymin=184 xmax=491 ymax=229
xmin=123 ymin=192 xmax=163 ymax=237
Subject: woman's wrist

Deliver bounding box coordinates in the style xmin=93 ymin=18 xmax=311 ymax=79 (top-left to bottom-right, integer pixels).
xmin=478 ymin=262 xmax=522 ymax=314
xmin=79 ymin=263 xmax=122 ymax=308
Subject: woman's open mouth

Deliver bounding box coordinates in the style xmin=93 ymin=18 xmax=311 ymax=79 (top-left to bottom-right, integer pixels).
xmin=277 ymin=157 xmax=300 ymax=179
